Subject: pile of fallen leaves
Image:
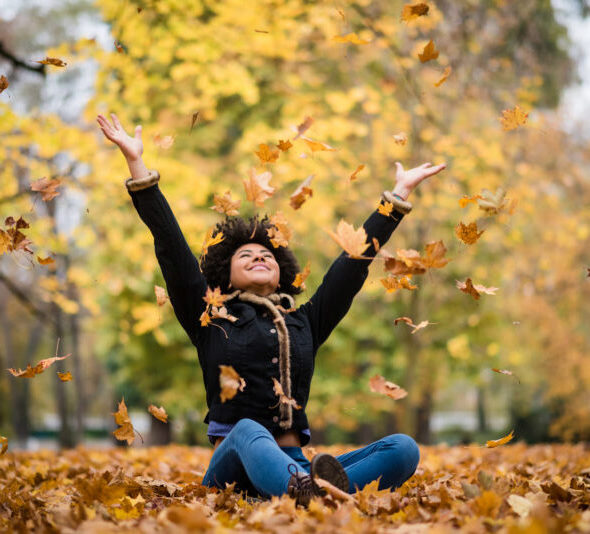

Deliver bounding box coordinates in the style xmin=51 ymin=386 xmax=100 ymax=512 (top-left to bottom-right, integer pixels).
xmin=1 ymin=442 xmax=588 ymax=533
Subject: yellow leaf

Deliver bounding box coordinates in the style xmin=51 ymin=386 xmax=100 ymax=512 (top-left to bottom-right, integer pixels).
xmin=349 ymin=164 xmax=365 ymax=182
xmin=486 ymin=430 xmax=514 ymax=448
xmin=37 ymin=255 xmax=55 ymax=265
xmin=455 ymin=221 xmax=485 ymax=245
xmin=201 ymin=227 xmax=225 ymax=256
xmin=434 ymin=66 xmax=452 ymax=87
xmin=267 ymin=211 xmax=292 ymax=248
xmin=332 ymin=32 xmax=370 ymax=45
xmin=378 ymin=201 xmax=394 ymax=217
xmin=500 ymin=105 xmax=528 ymax=131
xmin=300 ymin=135 xmax=337 ymax=152
xmin=277 ymin=139 xmax=292 ymax=151
xmin=293 ymin=260 xmax=311 ymax=289
xmin=254 ymin=143 xmax=280 ymax=163
xmin=148 ymin=404 xmax=168 ymax=423
xmin=326 ymin=219 xmax=370 ymax=259
xmin=380 ymin=274 xmax=417 ymax=292
xmin=112 ymin=398 xmax=135 ymax=446
xmin=289 ymin=174 xmax=314 ymax=210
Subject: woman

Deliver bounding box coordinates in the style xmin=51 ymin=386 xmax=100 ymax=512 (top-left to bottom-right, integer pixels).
xmin=97 ymin=113 xmax=446 ymax=506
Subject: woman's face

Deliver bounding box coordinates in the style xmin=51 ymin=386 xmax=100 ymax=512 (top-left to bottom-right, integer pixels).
xmin=229 ymin=242 xmax=280 ymax=296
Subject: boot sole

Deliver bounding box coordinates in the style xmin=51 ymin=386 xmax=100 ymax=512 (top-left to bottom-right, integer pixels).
xmin=310 ymin=453 xmax=349 ymax=493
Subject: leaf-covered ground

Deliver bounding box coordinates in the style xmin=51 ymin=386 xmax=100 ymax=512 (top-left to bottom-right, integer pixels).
xmin=1 ymin=443 xmax=589 ymax=533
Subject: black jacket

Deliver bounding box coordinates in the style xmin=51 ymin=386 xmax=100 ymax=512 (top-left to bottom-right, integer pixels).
xmin=128 ymin=184 xmax=406 ymax=445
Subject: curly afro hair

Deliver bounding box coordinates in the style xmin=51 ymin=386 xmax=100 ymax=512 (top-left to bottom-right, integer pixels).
xmin=199 ymin=214 xmax=303 ymax=297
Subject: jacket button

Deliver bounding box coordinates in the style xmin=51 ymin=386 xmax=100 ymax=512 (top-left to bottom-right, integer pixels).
xmin=270 ymin=328 xmax=277 ymax=333
xmin=272 ymin=416 xmax=279 ymax=423
xmin=272 ymin=357 xmax=278 ymax=364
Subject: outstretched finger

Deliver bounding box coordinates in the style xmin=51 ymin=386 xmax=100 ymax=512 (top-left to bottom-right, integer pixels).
xmin=96 ymin=117 xmax=114 ymax=136
xmin=110 ymin=113 xmax=123 ymax=131
xmin=425 ymin=163 xmax=446 ymax=177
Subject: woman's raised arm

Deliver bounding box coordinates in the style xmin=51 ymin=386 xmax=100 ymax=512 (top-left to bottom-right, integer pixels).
xmin=97 ymin=113 xmax=208 ymax=343
xmin=299 ymin=161 xmax=446 ymax=350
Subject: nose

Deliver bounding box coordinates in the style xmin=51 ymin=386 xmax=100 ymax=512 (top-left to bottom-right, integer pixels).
xmin=253 ymin=253 xmax=266 ymax=262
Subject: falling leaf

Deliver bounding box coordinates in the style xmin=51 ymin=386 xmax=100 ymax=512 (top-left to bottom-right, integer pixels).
xmin=8 ymin=352 xmax=71 ymax=378
xmin=272 ymin=378 xmax=302 ymax=409
xmin=277 ymin=139 xmax=292 ymax=151
xmin=381 ymin=274 xmax=418 ymax=292
xmin=1 ymin=216 xmax=32 ymax=255
xmin=477 ymin=187 xmax=517 ymax=215
xmin=486 ymin=430 xmax=514 ymax=448
xmin=148 ymin=405 xmax=168 ymax=423
xmin=154 ymin=285 xmax=169 ymax=306
xmin=293 ymin=116 xmax=314 ymax=139
xmin=455 ymin=221 xmax=484 ymax=245
xmin=57 ymin=371 xmax=72 ymax=382
xmin=401 ymin=3 xmax=429 ymax=22
xmin=332 ymin=33 xmax=370 ymax=45
xmin=201 ymin=227 xmax=225 ymax=256
xmin=300 ymin=135 xmax=337 ymax=152
xmin=349 ymin=164 xmax=365 ymax=182
xmin=0 ymin=436 xmax=6 ymax=455
xmin=434 ymin=66 xmax=452 ymax=87
xmin=289 ymin=174 xmax=313 ymax=210
xmin=254 ymin=143 xmax=280 ymax=163
xmin=500 ymin=105 xmax=528 ymax=131
xmin=243 ymin=168 xmax=275 ymax=207
xmin=422 ymin=240 xmax=450 ymax=269
xmin=459 ymin=194 xmax=483 ymax=208
xmin=203 ymin=287 xmax=227 ymax=308
xmin=153 ymin=134 xmax=175 ymax=149
xmin=35 ymin=57 xmax=67 ymax=67
xmin=492 ymin=368 xmax=521 ymax=383
xmin=293 ymin=261 xmax=311 ymax=289
xmin=418 ymin=40 xmax=439 ymax=63
xmin=112 ymin=397 xmax=136 ymax=446
xmin=114 ymin=40 xmax=124 ymax=53
xmin=393 ymin=132 xmax=408 ymax=145
xmin=219 ymin=365 xmax=246 ymax=402
xmin=267 ymin=211 xmax=292 ymax=248
xmin=211 ymin=190 xmax=241 ymax=216
xmin=369 ymin=375 xmax=408 ymax=400
xmin=456 ymin=278 xmax=498 ymax=300
xmin=30 ymin=176 xmax=62 ymax=201
xmin=254 ymin=29 xmax=269 ymax=33
xmin=190 ymin=111 xmax=200 ymax=132
xmin=394 ymin=316 xmax=434 ymax=334
xmin=327 ymin=220 xmax=370 ymax=259
xmin=0 ymin=75 xmax=8 ymax=94
xmin=200 ymin=310 xmax=212 ymax=327
xmin=37 ymin=255 xmax=55 ymax=265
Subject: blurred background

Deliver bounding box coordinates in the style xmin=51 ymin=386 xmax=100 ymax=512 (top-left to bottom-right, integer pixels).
xmin=1 ymin=0 xmax=589 ymax=451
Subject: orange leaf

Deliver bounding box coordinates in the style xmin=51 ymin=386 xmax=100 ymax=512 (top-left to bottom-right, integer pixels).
xmin=378 ymin=201 xmax=394 ymax=217
xmin=30 ymin=177 xmax=61 ymax=201
xmin=369 ymin=375 xmax=408 ymax=400
xmin=243 ymin=168 xmax=275 ymax=206
xmin=422 ymin=240 xmax=450 ymax=269
xmin=148 ymin=404 xmax=168 ymax=423
xmin=211 ymin=190 xmax=241 ymax=216
xmin=57 ymin=371 xmax=72 ymax=382
xmin=289 ymin=174 xmax=314 ymax=210
xmin=434 ymin=66 xmax=452 ymax=87
xmin=8 ymin=352 xmax=71 ymax=378
xmin=293 ymin=260 xmax=311 ymax=289
xmin=418 ymin=40 xmax=439 ymax=63
xmin=300 ymin=135 xmax=337 ymax=152
xmin=459 ymin=194 xmax=483 ymax=208
xmin=114 ymin=40 xmax=124 ymax=53
xmin=326 ymin=220 xmax=370 ymax=259
xmin=277 ymin=139 xmax=293 ymax=151
xmin=254 ymin=143 xmax=280 ymax=163
xmin=37 ymin=255 xmax=55 ymax=265
xmin=203 ymin=287 xmax=227 ymax=308
xmin=201 ymin=227 xmax=225 ymax=256
xmin=35 ymin=57 xmax=67 ymax=67
xmin=349 ymin=164 xmax=365 ymax=182
xmin=401 ymin=3 xmax=429 ymax=22
xmin=0 ymin=75 xmax=8 ymax=94
xmin=455 ymin=221 xmax=485 ymax=245
xmin=332 ymin=32 xmax=370 ymax=45
xmin=200 ymin=310 xmax=212 ymax=327
xmin=272 ymin=378 xmax=302 ymax=409
xmin=219 ymin=365 xmax=246 ymax=402
xmin=112 ymin=397 xmax=136 ymax=446
xmin=380 ymin=274 xmax=418 ymax=292
xmin=267 ymin=211 xmax=292 ymax=248
xmin=500 ymin=105 xmax=528 ymax=131
xmin=154 ymin=285 xmax=170 ymax=306
xmin=486 ymin=430 xmax=514 ymax=448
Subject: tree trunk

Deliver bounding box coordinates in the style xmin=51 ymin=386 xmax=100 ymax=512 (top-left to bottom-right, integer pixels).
xmin=148 ymin=416 xmax=172 ymax=445
xmin=415 ymin=389 xmax=432 ymax=444
xmin=477 ymin=385 xmax=487 ymax=433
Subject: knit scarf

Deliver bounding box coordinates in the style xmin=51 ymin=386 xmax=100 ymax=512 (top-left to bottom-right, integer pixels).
xmin=225 ymin=289 xmax=296 ymax=430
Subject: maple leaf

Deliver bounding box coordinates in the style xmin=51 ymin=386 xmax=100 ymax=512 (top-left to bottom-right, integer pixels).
xmin=30 ymin=176 xmax=62 ymax=201
xmin=500 ymin=105 xmax=528 ymax=131
xmin=369 ymin=375 xmax=408 ymax=400
xmin=327 ymin=220 xmax=370 ymax=259
xmin=277 ymin=139 xmax=292 ymax=151
xmin=254 ymin=143 xmax=279 ymax=164
xmin=154 ymin=285 xmax=170 ymax=306
xmin=401 ymin=3 xmax=429 ymax=22
xmin=0 ymin=75 xmax=8 ymax=94
xmin=456 ymin=278 xmax=498 ymax=300
xmin=243 ymin=168 xmax=275 ymax=207
xmin=289 ymin=174 xmax=314 ymax=210
xmin=0 ymin=436 xmax=6 ymax=455
xmin=394 ymin=316 xmax=434 ymax=334
xmin=153 ymin=134 xmax=175 ymax=149
xmin=378 ymin=201 xmax=394 ymax=217
xmin=211 ymin=190 xmax=240 ymax=216
xmin=455 ymin=221 xmax=485 ymax=245
xmin=332 ymin=32 xmax=370 ymax=45
xmin=300 ymin=135 xmax=337 ymax=152
xmin=292 ymin=260 xmax=311 ymax=289
xmin=148 ymin=405 xmax=168 ymax=423
xmin=35 ymin=57 xmax=67 ymax=67
xmin=293 ymin=116 xmax=314 ymax=140
xmin=112 ymin=398 xmax=136 ymax=446
xmin=349 ymin=164 xmax=365 ymax=182
xmin=37 ymin=255 xmax=55 ymax=266
xmin=8 ymin=352 xmax=71 ymax=378
xmin=459 ymin=194 xmax=483 ymax=208
xmin=380 ymin=274 xmax=417 ymax=292
xmin=434 ymin=66 xmax=452 ymax=87
xmin=201 ymin=227 xmax=225 ymax=256
xmin=219 ymin=365 xmax=246 ymax=402
xmin=418 ymin=40 xmax=439 ymax=63
xmin=200 ymin=310 xmax=212 ymax=327
xmin=393 ymin=132 xmax=408 ymax=145
xmin=477 ymin=187 xmax=517 ymax=215
xmin=210 ymin=306 xmax=238 ymax=322
xmin=486 ymin=430 xmax=514 ymax=448
xmin=267 ymin=211 xmax=292 ymax=248
xmin=190 ymin=111 xmax=200 ymax=132
xmin=203 ymin=287 xmax=227 ymax=308
xmin=272 ymin=378 xmax=302 ymax=409
xmin=57 ymin=371 xmax=72 ymax=382
xmin=422 ymin=240 xmax=450 ymax=269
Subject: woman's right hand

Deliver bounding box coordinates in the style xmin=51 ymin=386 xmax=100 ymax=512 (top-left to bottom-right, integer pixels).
xmin=97 ymin=113 xmax=143 ymax=162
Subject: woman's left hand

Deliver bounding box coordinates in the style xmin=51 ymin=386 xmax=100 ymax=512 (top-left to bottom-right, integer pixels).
xmin=392 ymin=161 xmax=446 ymax=200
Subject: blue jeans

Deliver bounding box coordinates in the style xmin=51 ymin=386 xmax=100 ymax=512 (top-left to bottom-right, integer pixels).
xmin=202 ymin=418 xmax=420 ymax=498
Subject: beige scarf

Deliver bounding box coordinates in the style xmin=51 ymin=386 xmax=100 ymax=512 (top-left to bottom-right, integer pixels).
xmin=226 ymin=289 xmax=297 ymax=429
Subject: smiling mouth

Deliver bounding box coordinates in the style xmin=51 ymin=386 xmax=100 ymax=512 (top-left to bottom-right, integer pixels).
xmin=249 ymin=265 xmax=270 ymax=271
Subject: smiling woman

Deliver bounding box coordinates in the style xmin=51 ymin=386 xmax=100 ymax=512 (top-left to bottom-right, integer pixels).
xmin=97 ymin=112 xmax=443 ymax=507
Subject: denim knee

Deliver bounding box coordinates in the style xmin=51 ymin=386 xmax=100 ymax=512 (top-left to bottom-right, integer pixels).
xmin=382 ymin=433 xmax=420 ymax=475
xmin=232 ymin=418 xmax=272 ymax=440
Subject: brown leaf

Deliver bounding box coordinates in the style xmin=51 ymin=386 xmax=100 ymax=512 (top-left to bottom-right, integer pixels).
xmin=148 ymin=405 xmax=168 ymax=423
xmin=30 ymin=176 xmax=62 ymax=201
xmin=37 ymin=255 xmax=55 ymax=265
xmin=455 ymin=221 xmax=485 ymax=245
xmin=292 ymin=261 xmax=311 ymax=289
xmin=393 ymin=132 xmax=408 ymax=145
xmin=154 ymin=285 xmax=170 ymax=306
xmin=369 ymin=375 xmax=408 ymax=400
xmin=35 ymin=56 xmax=67 ymax=67
xmin=277 ymin=139 xmax=292 ymax=151
xmin=8 ymin=352 xmax=71 ymax=378
xmin=289 ymin=174 xmax=313 ymax=210
xmin=394 ymin=316 xmax=434 ymax=334
xmin=0 ymin=436 xmax=7 ymax=455
xmin=418 ymin=40 xmax=439 ymax=63
xmin=293 ymin=116 xmax=314 ymax=140
xmin=272 ymin=378 xmax=302 ymax=409
xmin=456 ymin=278 xmax=498 ymax=300
xmin=0 ymin=75 xmax=8 ymax=94
xmin=57 ymin=371 xmax=72 ymax=382
xmin=243 ymin=168 xmax=275 ymax=206
xmin=380 ymin=274 xmax=418 ymax=292
xmin=210 ymin=305 xmax=238 ymax=323
xmin=190 ymin=111 xmax=200 ymax=132
xmin=267 ymin=211 xmax=292 ymax=248
xmin=112 ymin=398 xmax=136 ymax=446
xmin=401 ymin=3 xmax=429 ymax=22
xmin=254 ymin=143 xmax=280 ymax=164
xmin=219 ymin=365 xmax=246 ymax=402
xmin=211 ymin=190 xmax=241 ymax=216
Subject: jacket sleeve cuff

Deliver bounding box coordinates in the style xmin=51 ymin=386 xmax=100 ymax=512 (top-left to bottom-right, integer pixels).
xmin=125 ymin=169 xmax=160 ymax=192
xmin=380 ymin=190 xmax=413 ymax=215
